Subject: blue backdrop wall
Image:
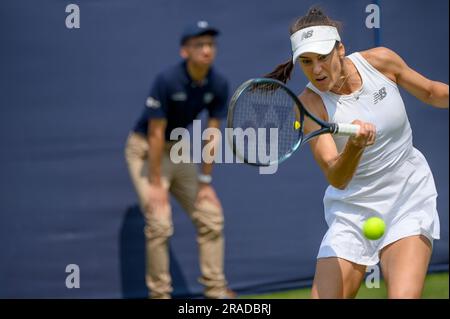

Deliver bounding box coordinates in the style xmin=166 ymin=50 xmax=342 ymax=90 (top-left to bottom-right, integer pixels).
xmin=0 ymin=0 xmax=448 ymax=298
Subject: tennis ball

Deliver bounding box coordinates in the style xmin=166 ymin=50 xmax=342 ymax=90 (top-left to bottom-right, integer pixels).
xmin=294 ymin=120 xmax=301 ymax=130
xmin=362 ymin=216 xmax=385 ymax=240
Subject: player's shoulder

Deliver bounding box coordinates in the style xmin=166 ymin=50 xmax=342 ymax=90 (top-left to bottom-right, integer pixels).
xmin=359 ymin=47 xmax=404 ymax=78
xmin=360 ymin=47 xmax=398 ymax=64
xmin=299 ymin=86 xmax=322 ymax=105
xmin=299 ymin=87 xmax=328 ymax=120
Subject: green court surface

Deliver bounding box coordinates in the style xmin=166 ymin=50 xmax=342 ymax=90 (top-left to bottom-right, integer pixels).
xmin=243 ymin=272 xmax=449 ymax=299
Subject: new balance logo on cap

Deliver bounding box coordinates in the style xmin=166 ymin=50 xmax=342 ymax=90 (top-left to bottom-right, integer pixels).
xmin=373 ymin=87 xmax=387 ymax=104
xmin=301 ymin=30 xmax=314 ymax=40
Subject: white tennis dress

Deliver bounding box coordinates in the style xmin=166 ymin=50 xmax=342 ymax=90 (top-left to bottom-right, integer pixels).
xmin=306 ymin=52 xmax=440 ymax=266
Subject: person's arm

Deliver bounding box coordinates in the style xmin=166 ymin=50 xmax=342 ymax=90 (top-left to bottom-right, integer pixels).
xmin=147 ymin=118 xmax=169 ymax=210
xmin=308 ymin=122 xmax=374 ymax=189
xmin=200 ymin=118 xmax=220 ymax=178
xmin=300 ymin=90 xmax=376 ymax=190
xmin=196 ymin=118 xmax=222 ymax=207
xmin=197 ymin=76 xmax=229 ymax=203
xmin=363 ymin=47 xmax=449 ymax=108
xmin=148 ymin=119 xmax=167 ymax=185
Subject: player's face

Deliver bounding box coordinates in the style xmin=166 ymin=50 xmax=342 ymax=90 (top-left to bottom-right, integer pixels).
xmin=297 ymin=44 xmax=345 ymax=92
xmin=181 ymin=35 xmax=217 ymax=66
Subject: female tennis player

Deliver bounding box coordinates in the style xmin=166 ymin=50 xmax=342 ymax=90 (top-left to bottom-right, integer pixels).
xmin=265 ymin=7 xmax=449 ymax=298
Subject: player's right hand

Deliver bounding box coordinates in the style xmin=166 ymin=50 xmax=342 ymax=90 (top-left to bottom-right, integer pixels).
xmin=348 ymin=119 xmax=376 ymax=148
xmin=148 ymin=181 xmax=169 ymax=214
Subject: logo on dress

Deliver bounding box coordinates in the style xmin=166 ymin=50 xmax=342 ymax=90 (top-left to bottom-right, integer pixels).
xmin=203 ymin=92 xmax=214 ymax=104
xmin=145 ymin=96 xmax=161 ymax=109
xmin=373 ymin=87 xmax=387 ymax=104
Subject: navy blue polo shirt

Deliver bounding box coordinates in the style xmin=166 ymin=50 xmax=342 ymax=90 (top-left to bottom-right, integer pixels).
xmin=133 ymin=61 xmax=229 ymax=140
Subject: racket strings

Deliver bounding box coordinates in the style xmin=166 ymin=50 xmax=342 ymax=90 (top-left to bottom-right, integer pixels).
xmin=231 ymin=82 xmax=302 ymax=164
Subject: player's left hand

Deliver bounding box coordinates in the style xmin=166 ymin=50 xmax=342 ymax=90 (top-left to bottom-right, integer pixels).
xmin=195 ymin=184 xmax=221 ymax=208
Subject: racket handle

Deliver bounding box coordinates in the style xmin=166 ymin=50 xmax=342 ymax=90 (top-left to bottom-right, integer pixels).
xmin=335 ymin=123 xmax=360 ymax=136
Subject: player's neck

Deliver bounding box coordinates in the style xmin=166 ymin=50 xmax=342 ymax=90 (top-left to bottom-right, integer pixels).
xmin=186 ymin=61 xmax=210 ymax=83
xmin=331 ymin=59 xmax=361 ymax=95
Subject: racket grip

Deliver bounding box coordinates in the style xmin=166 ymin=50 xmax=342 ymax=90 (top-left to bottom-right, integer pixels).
xmin=335 ymin=123 xmax=360 ymax=136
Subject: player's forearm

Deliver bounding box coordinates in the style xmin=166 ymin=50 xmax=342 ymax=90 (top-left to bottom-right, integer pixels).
xmin=326 ymin=142 xmax=365 ymax=189
xmin=200 ymin=139 xmax=216 ymax=176
xmin=200 ymin=119 xmax=221 ymax=177
xmin=201 ymin=162 xmax=214 ymax=176
xmin=148 ymin=131 xmax=165 ymax=185
xmin=427 ymin=81 xmax=449 ymax=108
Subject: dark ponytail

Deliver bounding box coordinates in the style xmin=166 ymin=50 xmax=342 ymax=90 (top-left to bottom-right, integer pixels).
xmin=264 ymin=6 xmax=342 ymax=84
xmin=264 ymin=59 xmax=294 ymax=84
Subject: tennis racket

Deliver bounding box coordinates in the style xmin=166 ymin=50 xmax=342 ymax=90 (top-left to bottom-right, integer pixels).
xmin=226 ymin=78 xmax=360 ymax=166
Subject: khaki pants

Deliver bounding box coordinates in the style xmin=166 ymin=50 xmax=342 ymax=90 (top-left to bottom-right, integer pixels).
xmin=125 ymin=132 xmax=227 ymax=299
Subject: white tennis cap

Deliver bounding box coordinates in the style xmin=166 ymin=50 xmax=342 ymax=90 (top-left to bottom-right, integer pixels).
xmin=291 ymin=26 xmax=341 ymax=63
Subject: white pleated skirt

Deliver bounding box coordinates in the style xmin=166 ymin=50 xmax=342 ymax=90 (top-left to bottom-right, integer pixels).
xmin=317 ymin=147 xmax=440 ymax=266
